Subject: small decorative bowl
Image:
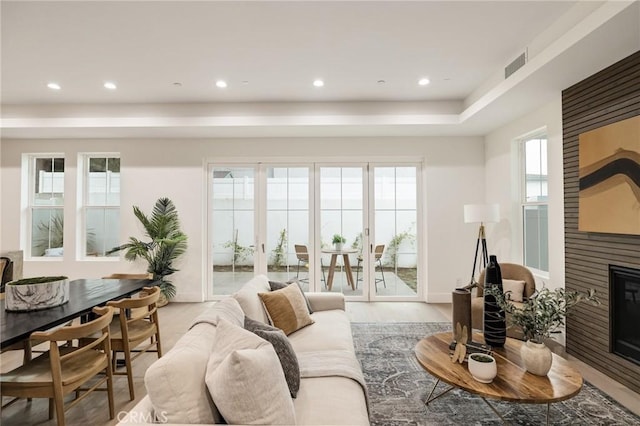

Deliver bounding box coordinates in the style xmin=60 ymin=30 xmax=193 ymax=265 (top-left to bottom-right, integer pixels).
xmin=468 ymin=353 xmax=497 ymax=383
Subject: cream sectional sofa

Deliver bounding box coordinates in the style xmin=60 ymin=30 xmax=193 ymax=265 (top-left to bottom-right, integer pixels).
xmin=118 ymin=275 xmax=370 ymax=425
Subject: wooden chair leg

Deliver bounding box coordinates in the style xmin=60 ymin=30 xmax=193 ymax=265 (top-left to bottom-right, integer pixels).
xmin=155 ymin=331 xmax=163 ymax=358
xmin=53 ymin=385 xmax=66 ymax=426
xmin=48 ymin=398 xmax=54 ymax=420
xmin=124 ymin=349 xmax=135 ymax=400
xmin=106 ymin=359 xmax=115 ymax=419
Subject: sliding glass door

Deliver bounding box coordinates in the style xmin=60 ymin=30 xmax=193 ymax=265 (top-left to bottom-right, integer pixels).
xmin=318 ymin=166 xmax=366 ymax=298
xmin=210 ymin=166 xmax=256 ymax=295
xmin=265 ymin=166 xmax=312 ymax=290
xmin=371 ymin=166 xmax=418 ymax=298
xmin=208 ymin=161 xmax=421 ymax=301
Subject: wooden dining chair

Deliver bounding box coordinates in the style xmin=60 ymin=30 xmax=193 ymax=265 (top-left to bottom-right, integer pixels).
xmin=0 ymin=306 xmax=115 ymax=426
xmin=107 ymin=285 xmax=162 ymax=401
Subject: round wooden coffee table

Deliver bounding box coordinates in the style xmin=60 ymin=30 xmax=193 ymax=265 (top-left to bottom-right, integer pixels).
xmin=415 ymin=332 xmax=583 ymax=425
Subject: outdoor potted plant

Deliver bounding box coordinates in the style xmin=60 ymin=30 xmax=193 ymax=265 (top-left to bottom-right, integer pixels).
xmin=485 ymin=285 xmax=600 ymax=376
xmin=5 ymin=276 xmax=69 ymax=311
xmin=107 ymin=197 xmax=187 ymax=305
xmin=332 ymin=234 xmax=346 ymax=251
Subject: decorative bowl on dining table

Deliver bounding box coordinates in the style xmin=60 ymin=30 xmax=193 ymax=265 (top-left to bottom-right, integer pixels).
xmin=4 ymin=276 xmax=70 ymax=311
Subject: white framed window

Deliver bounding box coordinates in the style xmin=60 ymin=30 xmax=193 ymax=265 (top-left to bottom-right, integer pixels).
xmin=79 ymin=154 xmax=120 ymax=257
xmin=521 ymin=134 xmax=548 ymax=273
xmin=26 ymin=155 xmax=65 ymax=258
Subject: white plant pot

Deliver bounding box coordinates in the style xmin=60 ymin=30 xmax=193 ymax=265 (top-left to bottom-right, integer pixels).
xmin=5 ymin=278 xmax=70 ymax=311
xmin=468 ymin=353 xmax=497 ymax=383
xmin=334 ymin=243 xmax=344 ymax=251
xmin=521 ymin=340 xmax=553 ymax=376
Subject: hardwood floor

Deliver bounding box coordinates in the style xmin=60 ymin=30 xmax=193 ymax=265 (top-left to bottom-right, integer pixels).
xmin=1 ymin=301 xmax=638 ymax=425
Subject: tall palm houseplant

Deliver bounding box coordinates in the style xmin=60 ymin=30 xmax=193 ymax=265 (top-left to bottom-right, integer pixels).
xmin=108 ymin=197 xmax=187 ymax=301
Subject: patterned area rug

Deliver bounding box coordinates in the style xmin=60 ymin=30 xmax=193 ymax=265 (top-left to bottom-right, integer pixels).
xmin=352 ymin=322 xmax=640 ymax=426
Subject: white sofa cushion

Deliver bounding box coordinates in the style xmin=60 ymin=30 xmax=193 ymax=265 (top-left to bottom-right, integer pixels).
xmin=189 ymin=297 xmax=244 ymax=328
xmin=206 ymin=318 xmax=296 ymax=425
xmin=288 ymin=310 xmax=355 ymax=354
xmin=232 ymin=274 xmax=271 ymax=323
xmin=144 ymin=322 xmax=220 ymax=424
xmin=144 ymin=298 xmax=244 ymax=424
xmin=294 ymin=377 xmax=369 ymax=425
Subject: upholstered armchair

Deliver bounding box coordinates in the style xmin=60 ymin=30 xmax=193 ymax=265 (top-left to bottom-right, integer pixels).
xmin=470 ymin=263 xmax=536 ymax=340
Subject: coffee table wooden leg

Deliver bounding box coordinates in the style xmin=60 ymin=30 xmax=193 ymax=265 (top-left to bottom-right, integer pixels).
xmin=424 ymin=379 xmax=455 ymax=405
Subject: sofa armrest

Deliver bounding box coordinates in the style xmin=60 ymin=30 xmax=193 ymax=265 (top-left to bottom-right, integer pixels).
xmin=117 ymin=395 xmax=156 ymax=425
xmin=306 ymin=292 xmax=345 ymax=312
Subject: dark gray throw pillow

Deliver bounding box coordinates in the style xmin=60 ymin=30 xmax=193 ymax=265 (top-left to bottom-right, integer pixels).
xmin=269 ymin=278 xmax=314 ymax=314
xmin=244 ymin=317 xmax=301 ymax=398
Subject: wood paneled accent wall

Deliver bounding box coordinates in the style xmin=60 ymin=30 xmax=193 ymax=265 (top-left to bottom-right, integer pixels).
xmin=562 ymin=50 xmax=640 ymax=393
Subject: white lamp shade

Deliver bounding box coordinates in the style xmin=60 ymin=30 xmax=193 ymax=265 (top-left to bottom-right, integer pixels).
xmin=464 ymin=204 xmax=500 ymax=224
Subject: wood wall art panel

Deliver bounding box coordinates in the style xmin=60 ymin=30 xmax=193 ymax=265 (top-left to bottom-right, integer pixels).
xmin=578 ymin=115 xmax=640 ymax=235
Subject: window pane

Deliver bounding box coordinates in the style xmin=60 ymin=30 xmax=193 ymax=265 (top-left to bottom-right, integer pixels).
xmin=86 ymin=208 xmax=120 ymax=257
xmin=524 ymin=138 xmax=548 ymax=202
xmin=87 ymin=156 xmax=120 ymax=207
xmin=31 ymin=208 xmax=64 ymax=257
xmin=90 ymin=158 xmax=106 ymax=172
xmin=523 ymin=205 xmax=549 ymax=271
xmin=34 ymin=157 xmax=64 ymax=206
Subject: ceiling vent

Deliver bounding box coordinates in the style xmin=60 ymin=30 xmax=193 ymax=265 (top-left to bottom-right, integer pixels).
xmin=505 ymin=50 xmax=527 ymax=79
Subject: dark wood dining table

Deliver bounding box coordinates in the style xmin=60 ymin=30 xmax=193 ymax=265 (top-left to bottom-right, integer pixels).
xmin=1 ymin=278 xmax=156 ymax=350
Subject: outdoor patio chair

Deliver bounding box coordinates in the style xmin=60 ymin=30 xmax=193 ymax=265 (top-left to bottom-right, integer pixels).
xmin=356 ymin=244 xmax=386 ymax=290
xmin=294 ymin=244 xmax=326 ymax=285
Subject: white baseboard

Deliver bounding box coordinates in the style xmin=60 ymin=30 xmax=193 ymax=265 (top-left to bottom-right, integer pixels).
xmin=426 ymin=292 xmax=453 ymax=303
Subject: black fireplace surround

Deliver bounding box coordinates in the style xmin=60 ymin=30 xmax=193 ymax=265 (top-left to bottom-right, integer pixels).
xmin=610 ymin=265 xmax=640 ymax=366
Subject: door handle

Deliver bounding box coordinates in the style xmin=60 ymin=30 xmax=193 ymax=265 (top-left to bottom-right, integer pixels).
xmin=262 ymin=243 xmax=265 ymax=253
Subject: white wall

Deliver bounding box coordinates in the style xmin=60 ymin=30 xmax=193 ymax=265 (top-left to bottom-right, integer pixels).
xmin=484 ymin=96 xmax=564 ymax=290
xmin=0 ymin=136 xmax=484 ymax=303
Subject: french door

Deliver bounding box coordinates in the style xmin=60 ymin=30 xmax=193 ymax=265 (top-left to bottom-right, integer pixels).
xmin=207 ymin=161 xmax=421 ymax=301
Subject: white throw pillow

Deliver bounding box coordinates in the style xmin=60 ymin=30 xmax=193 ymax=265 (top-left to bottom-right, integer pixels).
xmin=232 ymin=275 xmax=271 ymax=323
xmin=502 ymin=279 xmax=526 ymax=302
xmin=205 ymin=318 xmax=296 ymax=425
xmin=189 ymin=297 xmax=244 ymax=329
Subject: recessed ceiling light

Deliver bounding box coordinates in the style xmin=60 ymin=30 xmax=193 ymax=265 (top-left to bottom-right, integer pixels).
xmin=47 ymin=82 xmax=61 ymax=90
xmin=377 ymin=80 xmax=386 ymax=84
xmin=216 ymin=80 xmax=228 ymax=88
xmin=173 ymin=82 xmax=183 ymax=87
xmin=418 ymin=78 xmax=430 ymax=86
xmin=104 ymin=81 xmax=117 ymax=90
xmin=313 ymin=79 xmax=324 ymax=87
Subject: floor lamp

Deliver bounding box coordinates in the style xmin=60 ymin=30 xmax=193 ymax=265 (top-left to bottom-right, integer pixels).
xmin=464 ymin=204 xmax=500 ymax=287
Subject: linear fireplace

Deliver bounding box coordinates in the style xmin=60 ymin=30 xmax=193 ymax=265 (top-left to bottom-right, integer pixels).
xmin=610 ymin=265 xmax=640 ymax=366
